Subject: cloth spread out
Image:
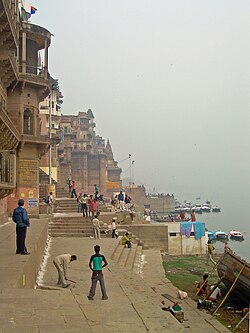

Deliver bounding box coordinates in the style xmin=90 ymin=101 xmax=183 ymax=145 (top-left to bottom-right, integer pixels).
xmin=180 ymin=222 xmax=192 ymax=238
xmin=193 ymin=222 xmax=205 ymax=240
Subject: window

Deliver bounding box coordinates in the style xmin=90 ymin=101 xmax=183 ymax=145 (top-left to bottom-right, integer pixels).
xmin=23 ymin=108 xmax=33 ymax=135
xmin=169 ymin=233 xmax=177 ymax=237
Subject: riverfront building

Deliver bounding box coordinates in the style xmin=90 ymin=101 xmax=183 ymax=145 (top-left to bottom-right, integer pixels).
xmin=57 ymin=111 xmax=122 ymax=194
xmin=0 ymin=0 xmax=54 ymax=219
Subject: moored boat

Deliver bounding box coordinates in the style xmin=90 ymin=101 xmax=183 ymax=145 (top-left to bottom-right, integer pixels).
xmin=212 ymin=206 xmax=221 ymax=212
xmin=201 ymin=205 xmax=211 ymax=212
xmin=217 ymin=251 xmax=250 ymax=305
xmin=207 ymin=231 xmax=216 ymax=241
xmin=215 ymin=230 xmax=228 ymax=239
xmin=229 ymin=230 xmax=244 ymax=240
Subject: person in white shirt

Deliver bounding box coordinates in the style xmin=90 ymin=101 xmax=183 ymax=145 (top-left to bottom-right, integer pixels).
xmin=53 ymin=254 xmax=77 ymax=288
xmin=208 ymin=286 xmax=221 ymax=302
xmin=111 ymin=218 xmax=118 ymax=238
xmin=92 ymin=215 xmax=101 ymax=239
xmin=47 ymin=192 xmax=55 ymax=215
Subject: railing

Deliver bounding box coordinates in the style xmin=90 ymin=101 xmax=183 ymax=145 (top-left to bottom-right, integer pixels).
xmin=1 ymin=0 xmax=19 ymax=47
xmin=0 ymin=150 xmax=16 ymax=188
xmin=0 ymin=108 xmax=21 ymax=142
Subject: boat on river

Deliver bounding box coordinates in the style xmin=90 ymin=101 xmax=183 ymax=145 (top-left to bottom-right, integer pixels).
xmin=212 ymin=206 xmax=221 ymax=212
xmin=217 ymin=251 xmax=250 ymax=305
xmin=215 ymin=230 xmax=228 ymax=239
xmin=229 ymin=230 xmax=244 ymax=240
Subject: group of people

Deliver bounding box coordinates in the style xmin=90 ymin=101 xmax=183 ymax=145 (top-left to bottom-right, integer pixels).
xmin=53 ymin=245 xmax=108 ymax=301
xmin=77 ymin=193 xmax=99 ymax=217
xmin=179 ymin=210 xmax=196 ymax=222
xmin=196 ymin=273 xmax=221 ymax=302
xmin=111 ymin=191 xmax=132 ymax=211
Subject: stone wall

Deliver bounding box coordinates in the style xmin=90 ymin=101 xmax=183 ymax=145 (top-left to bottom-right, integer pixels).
xmin=15 ymin=218 xmax=49 ymax=288
xmin=0 ymin=198 xmax=8 ymax=225
xmin=164 ymin=222 xmax=207 ymax=255
xmin=123 ymin=224 xmax=169 ymax=250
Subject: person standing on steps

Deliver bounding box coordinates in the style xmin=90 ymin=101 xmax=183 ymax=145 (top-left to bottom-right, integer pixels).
xmin=88 ymin=245 xmax=108 ymax=300
xmin=80 ymin=194 xmax=88 ymax=217
xmin=47 ymin=191 xmax=55 ymax=215
xmin=111 ymin=218 xmax=118 ymax=238
xmin=92 ymin=214 xmax=101 ymax=239
xmin=53 ymin=254 xmax=77 ymax=288
xmin=94 ymin=183 xmax=99 ymax=200
xmin=12 ymin=199 xmax=30 ymax=255
xmin=71 ymin=181 xmax=77 ymax=198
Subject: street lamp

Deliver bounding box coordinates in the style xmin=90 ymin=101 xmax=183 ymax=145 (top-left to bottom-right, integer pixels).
xmin=132 ymin=160 xmax=135 ymax=184
xmin=49 ymin=91 xmax=52 ymax=185
xmin=129 ymin=154 xmax=131 ymax=186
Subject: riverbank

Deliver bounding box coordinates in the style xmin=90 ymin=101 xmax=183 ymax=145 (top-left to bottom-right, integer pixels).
xmin=162 ymin=254 xmax=249 ymax=332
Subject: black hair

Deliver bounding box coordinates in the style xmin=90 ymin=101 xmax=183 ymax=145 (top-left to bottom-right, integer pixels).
xmin=18 ymin=199 xmax=24 ymax=206
xmin=203 ymin=273 xmax=209 ymax=279
xmin=94 ymin=245 xmax=100 ymax=253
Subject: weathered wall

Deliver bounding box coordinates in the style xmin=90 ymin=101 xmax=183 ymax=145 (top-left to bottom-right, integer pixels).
xmin=123 ymin=224 xmax=169 ymax=250
xmin=8 ymin=144 xmax=40 ymax=216
xmin=165 ymin=222 xmax=207 ymax=255
xmin=0 ymin=198 xmax=8 ymax=225
xmin=144 ymin=195 xmax=175 ymax=213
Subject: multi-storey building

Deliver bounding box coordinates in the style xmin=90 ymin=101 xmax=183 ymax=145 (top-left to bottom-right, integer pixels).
xmin=0 ymin=0 xmax=53 ymax=219
xmin=39 ymin=86 xmax=62 ymax=182
xmin=0 ymin=0 xmax=20 ymax=222
xmin=58 ymin=110 xmax=122 ymax=194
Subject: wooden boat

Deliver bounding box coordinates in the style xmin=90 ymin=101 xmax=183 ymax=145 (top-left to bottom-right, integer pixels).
xmin=217 ymin=251 xmax=250 ymax=305
xmin=215 ymin=230 xmax=228 ymax=239
xmin=229 ymin=230 xmax=244 ymax=240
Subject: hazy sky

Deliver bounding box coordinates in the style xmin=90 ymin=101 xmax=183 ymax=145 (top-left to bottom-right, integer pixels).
xmin=32 ymin=0 xmax=250 ymax=197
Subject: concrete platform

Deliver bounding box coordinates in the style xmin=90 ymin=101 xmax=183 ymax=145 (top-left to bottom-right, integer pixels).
xmin=0 ymin=221 xmax=230 ymax=332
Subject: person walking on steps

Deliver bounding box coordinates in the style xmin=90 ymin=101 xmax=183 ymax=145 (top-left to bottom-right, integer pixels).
xmin=53 ymin=254 xmax=77 ymax=288
xmin=88 ymin=245 xmax=108 ymax=300
xmin=12 ymin=199 xmax=30 ymax=255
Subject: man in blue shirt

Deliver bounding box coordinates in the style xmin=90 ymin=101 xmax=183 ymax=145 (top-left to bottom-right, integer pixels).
xmin=12 ymin=199 xmax=30 ymax=255
xmin=88 ymin=245 xmax=108 ymax=300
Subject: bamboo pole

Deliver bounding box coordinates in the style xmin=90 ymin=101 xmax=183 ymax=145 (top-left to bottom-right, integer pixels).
xmin=194 ymin=276 xmax=209 ymax=298
xmin=232 ymin=311 xmax=249 ymax=332
xmin=212 ymin=264 xmax=246 ymax=315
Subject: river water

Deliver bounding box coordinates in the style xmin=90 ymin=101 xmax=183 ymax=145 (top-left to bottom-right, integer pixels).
xmin=176 ymin=193 xmax=250 ymax=262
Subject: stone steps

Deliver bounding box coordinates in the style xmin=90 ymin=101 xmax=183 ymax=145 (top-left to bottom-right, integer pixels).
xmin=110 ymin=239 xmax=143 ymax=273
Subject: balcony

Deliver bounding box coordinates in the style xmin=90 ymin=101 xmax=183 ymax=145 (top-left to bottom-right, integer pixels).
xmin=0 ymin=108 xmax=20 ymax=150
xmin=0 ymin=150 xmax=16 ymax=198
xmin=19 ymin=65 xmax=51 ymax=93
xmin=22 ymin=22 xmax=51 ymax=50
xmin=0 ymin=0 xmax=19 ymax=50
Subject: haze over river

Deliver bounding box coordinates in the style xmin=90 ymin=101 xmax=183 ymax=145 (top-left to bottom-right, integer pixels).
xmin=177 ymin=188 xmax=250 ymax=262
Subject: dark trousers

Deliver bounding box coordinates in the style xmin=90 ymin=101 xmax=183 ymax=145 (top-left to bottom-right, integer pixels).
xmin=112 ymin=229 xmax=118 ymax=238
xmin=71 ymin=189 xmax=77 ymax=198
xmin=82 ymin=204 xmax=88 ymax=217
xmin=16 ymin=227 xmax=27 ymax=254
xmin=125 ymin=240 xmax=132 ymax=248
xmin=88 ymin=271 xmax=107 ymax=298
